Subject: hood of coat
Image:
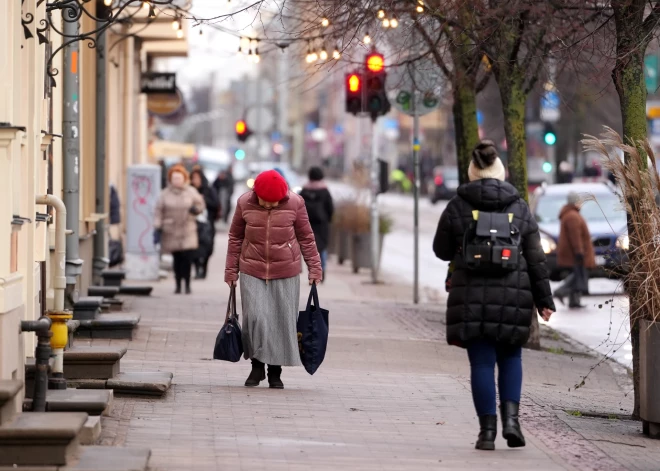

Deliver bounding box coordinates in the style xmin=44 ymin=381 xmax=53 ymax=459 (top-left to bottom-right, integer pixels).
xmin=457 ymin=178 xmax=520 ymax=211
xmin=559 ymin=203 xmax=580 ymax=220
xmin=303 ymin=180 xmax=328 ymax=191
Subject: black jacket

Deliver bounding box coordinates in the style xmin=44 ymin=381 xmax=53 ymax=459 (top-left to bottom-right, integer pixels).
xmin=196 ymin=174 xmax=220 ymax=222
xmin=433 ymin=179 xmax=555 ymax=347
xmin=300 ymin=183 xmax=334 ymax=253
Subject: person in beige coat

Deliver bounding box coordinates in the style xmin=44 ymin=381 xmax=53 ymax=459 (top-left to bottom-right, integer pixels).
xmin=154 ymin=164 xmax=205 ymax=294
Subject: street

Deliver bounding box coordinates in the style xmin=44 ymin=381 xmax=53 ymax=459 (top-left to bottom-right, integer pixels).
xmin=327 ymin=184 xmax=634 ymax=368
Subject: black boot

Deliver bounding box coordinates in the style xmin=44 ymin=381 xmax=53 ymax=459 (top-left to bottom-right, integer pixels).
xmin=500 ymin=401 xmax=526 ymax=448
xmin=185 ymin=278 xmax=192 ymax=295
xmin=475 ymin=415 xmax=497 ymax=450
xmin=267 ymin=365 xmax=284 ymax=389
xmin=245 ymin=359 xmax=265 ymax=387
xmin=174 ymin=279 xmax=182 ymax=295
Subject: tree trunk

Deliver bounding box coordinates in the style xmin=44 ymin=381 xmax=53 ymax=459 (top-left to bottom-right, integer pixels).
xmin=452 ymin=81 xmax=479 ymax=185
xmin=499 ymin=72 xmax=529 ymax=202
xmin=613 ymin=49 xmax=648 ymax=420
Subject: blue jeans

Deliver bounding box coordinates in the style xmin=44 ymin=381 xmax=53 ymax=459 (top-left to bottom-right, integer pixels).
xmin=320 ymin=250 xmax=328 ymax=274
xmin=466 ymin=340 xmax=522 ymax=416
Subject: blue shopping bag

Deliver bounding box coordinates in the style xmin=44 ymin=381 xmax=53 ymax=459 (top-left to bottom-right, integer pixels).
xmin=297 ymin=284 xmax=329 ymax=375
xmin=213 ymin=286 xmax=243 ymax=362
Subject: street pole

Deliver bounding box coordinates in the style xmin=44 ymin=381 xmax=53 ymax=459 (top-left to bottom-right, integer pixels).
xmin=412 ymin=94 xmax=420 ymax=304
xmin=93 ymin=19 xmax=108 ymax=285
xmin=370 ymin=118 xmax=380 ymax=283
xmin=63 ymin=10 xmax=83 ymax=303
xmin=255 ymin=66 xmax=263 ymax=161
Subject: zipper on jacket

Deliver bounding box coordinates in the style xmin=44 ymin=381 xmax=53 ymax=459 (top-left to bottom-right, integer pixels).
xmin=266 ymin=211 xmax=271 ymax=284
xmin=288 ymin=242 xmax=295 ymax=260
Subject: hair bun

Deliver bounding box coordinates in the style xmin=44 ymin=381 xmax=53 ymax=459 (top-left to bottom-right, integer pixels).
xmin=472 ymin=140 xmax=499 ymax=169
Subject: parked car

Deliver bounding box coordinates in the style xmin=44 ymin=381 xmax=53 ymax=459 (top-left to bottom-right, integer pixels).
xmin=430 ymin=166 xmax=459 ymax=203
xmin=530 ymin=182 xmax=628 ymax=281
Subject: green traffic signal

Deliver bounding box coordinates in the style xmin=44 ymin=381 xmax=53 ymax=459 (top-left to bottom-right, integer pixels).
xmin=542 ymin=162 xmax=553 ymax=173
xmin=235 ymin=149 xmax=246 ymax=160
xmin=544 ymin=132 xmax=557 ymax=146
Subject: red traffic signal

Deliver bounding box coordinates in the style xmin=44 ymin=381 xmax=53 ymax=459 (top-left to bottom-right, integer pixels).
xmin=366 ymin=53 xmax=384 ymax=73
xmin=235 ymin=120 xmax=252 ymax=142
xmin=348 ymin=74 xmax=361 ymax=92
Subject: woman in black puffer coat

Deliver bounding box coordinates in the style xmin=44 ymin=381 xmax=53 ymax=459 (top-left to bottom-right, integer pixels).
xmin=433 ymin=141 xmax=555 ymax=451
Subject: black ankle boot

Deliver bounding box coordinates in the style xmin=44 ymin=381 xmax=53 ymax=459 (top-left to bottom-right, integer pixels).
xmin=501 ymin=401 xmax=525 ymax=448
xmin=267 ymin=365 xmax=284 ymax=389
xmin=175 ymin=279 xmax=182 ymax=294
xmin=475 ymin=415 xmax=497 ymax=450
xmin=245 ymin=359 xmax=265 ymax=387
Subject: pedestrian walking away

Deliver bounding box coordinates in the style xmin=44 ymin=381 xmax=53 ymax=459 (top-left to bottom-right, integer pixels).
xmin=432 ymin=140 xmax=555 ymax=451
xmin=213 ymin=166 xmax=235 ymax=224
xmin=554 ymin=192 xmax=595 ymax=308
xmin=154 ymin=164 xmax=205 ymax=295
xmin=225 ymin=169 xmax=323 ymax=389
xmin=299 ymin=166 xmax=334 ymax=281
xmin=191 ymin=167 xmax=221 ymax=280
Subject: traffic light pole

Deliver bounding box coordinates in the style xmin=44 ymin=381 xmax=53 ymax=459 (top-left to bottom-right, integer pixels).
xmin=370 ymin=118 xmax=380 ymax=284
xmin=412 ymin=96 xmax=420 ymax=304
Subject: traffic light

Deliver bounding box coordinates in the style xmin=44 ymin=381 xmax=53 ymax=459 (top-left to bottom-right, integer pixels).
xmin=235 ymin=120 xmax=252 ymax=143
xmin=377 ymin=158 xmax=389 ymax=194
xmin=364 ymin=51 xmax=390 ymax=121
xmin=543 ymin=123 xmax=557 ymax=146
xmin=542 ymin=161 xmax=553 ymax=173
xmin=234 ymin=149 xmax=246 ymax=160
xmin=345 ymin=72 xmax=362 ymax=115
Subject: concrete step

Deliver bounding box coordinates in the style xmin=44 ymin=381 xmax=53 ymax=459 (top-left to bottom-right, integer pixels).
xmin=67 ymin=371 xmax=173 ymax=397
xmin=75 ymin=314 xmax=140 ymax=340
xmin=79 ymin=416 xmax=101 ymax=445
xmin=101 ymin=269 xmax=126 ymax=287
xmin=63 ymin=346 xmax=127 ymax=380
xmin=24 ymin=357 xmax=55 ymax=399
xmin=62 ymin=445 xmax=151 ymax=471
xmin=104 ymin=298 xmax=124 ymax=312
xmin=0 ymin=380 xmax=23 ymax=425
xmin=73 ymin=297 xmax=104 ymax=321
xmin=0 ymin=411 xmax=87 ymax=466
xmin=87 ymin=286 xmax=120 ymax=298
xmin=117 ymin=286 xmax=152 ymax=296
xmin=25 ymin=389 xmax=113 ymax=417
xmin=66 ymin=320 xmax=81 ymax=350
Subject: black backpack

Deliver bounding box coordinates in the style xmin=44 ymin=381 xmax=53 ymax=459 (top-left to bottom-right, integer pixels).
xmin=462 ymin=206 xmax=521 ymax=273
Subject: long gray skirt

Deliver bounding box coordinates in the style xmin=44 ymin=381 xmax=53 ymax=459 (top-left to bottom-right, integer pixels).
xmin=239 ymin=273 xmax=302 ymax=366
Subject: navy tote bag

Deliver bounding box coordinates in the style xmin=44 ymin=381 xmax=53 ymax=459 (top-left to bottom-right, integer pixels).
xmin=213 ymin=286 xmax=244 ymax=362
xmin=297 ymin=284 xmax=329 ymax=375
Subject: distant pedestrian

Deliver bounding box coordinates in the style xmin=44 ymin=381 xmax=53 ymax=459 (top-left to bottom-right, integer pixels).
xmin=225 ymin=170 xmax=322 ymax=389
xmin=191 ymin=167 xmax=220 ymax=279
xmin=300 ymin=167 xmax=334 ymax=280
xmin=433 ymin=141 xmax=555 ymax=451
xmin=154 ymin=164 xmax=205 ymax=295
xmin=554 ymin=192 xmax=595 ymax=308
xmin=213 ymin=167 xmax=234 ymax=224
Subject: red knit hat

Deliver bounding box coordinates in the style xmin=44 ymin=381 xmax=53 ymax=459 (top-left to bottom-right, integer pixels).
xmin=253 ymin=170 xmax=289 ymax=202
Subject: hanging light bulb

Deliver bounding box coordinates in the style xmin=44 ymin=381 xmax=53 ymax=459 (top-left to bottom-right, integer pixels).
xmin=332 ymin=46 xmax=341 ymax=60
xmin=240 ymin=37 xmax=251 ymax=53
xmin=199 ymin=28 xmax=203 ymax=36
xmin=171 ymin=18 xmax=180 ymax=30
xmin=390 ymin=16 xmax=399 ymax=28
xmin=142 ymin=1 xmax=150 ymax=10
xmin=176 ymin=29 xmax=184 ymax=39
xmin=382 ymin=18 xmax=390 ymax=28
xmin=310 ymin=50 xmax=319 ymax=62
xmin=363 ymin=33 xmax=371 ymax=44
xmin=254 ymin=54 xmax=261 ymax=63
xmin=320 ymin=47 xmax=328 ymax=61
xmin=321 ymin=17 xmax=330 ymax=27
xmin=416 ymin=5 xmax=424 ymax=12
xmin=147 ymin=4 xmax=156 ymax=19
xmin=104 ymin=0 xmax=113 ymax=6
xmin=377 ymin=9 xmax=386 ymax=19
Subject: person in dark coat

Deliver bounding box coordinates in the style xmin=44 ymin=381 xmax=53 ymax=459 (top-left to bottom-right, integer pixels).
xmin=299 ymin=167 xmax=334 ymax=279
xmin=191 ymin=167 xmax=220 ymax=279
xmin=554 ymin=192 xmax=596 ymax=308
xmin=433 ymin=141 xmax=555 ymax=451
xmin=213 ymin=166 xmax=235 ymax=224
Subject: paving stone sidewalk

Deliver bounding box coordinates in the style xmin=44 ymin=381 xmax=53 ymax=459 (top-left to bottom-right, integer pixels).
xmin=95 ymin=232 xmax=660 ymax=470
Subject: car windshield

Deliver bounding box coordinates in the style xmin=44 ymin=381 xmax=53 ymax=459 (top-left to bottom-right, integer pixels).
xmin=535 ymin=193 xmax=626 ymax=223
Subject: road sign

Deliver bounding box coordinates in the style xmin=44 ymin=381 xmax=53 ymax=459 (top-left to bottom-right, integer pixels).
xmin=386 ymin=57 xmax=443 ymax=117
xmin=540 ymin=90 xmax=560 ymax=122
xmin=646 ymin=55 xmax=658 ymax=94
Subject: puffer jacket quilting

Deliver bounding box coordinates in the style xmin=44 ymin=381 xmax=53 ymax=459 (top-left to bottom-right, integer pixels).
xmin=225 ymin=191 xmax=323 ymax=282
xmin=433 ymin=179 xmax=555 ymax=347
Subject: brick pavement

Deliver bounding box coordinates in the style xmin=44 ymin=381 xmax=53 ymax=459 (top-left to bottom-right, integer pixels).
xmin=94 ymin=231 xmax=660 ymax=470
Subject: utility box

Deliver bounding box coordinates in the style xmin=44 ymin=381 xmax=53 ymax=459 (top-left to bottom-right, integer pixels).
xmin=125 ymin=164 xmax=161 ymax=280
